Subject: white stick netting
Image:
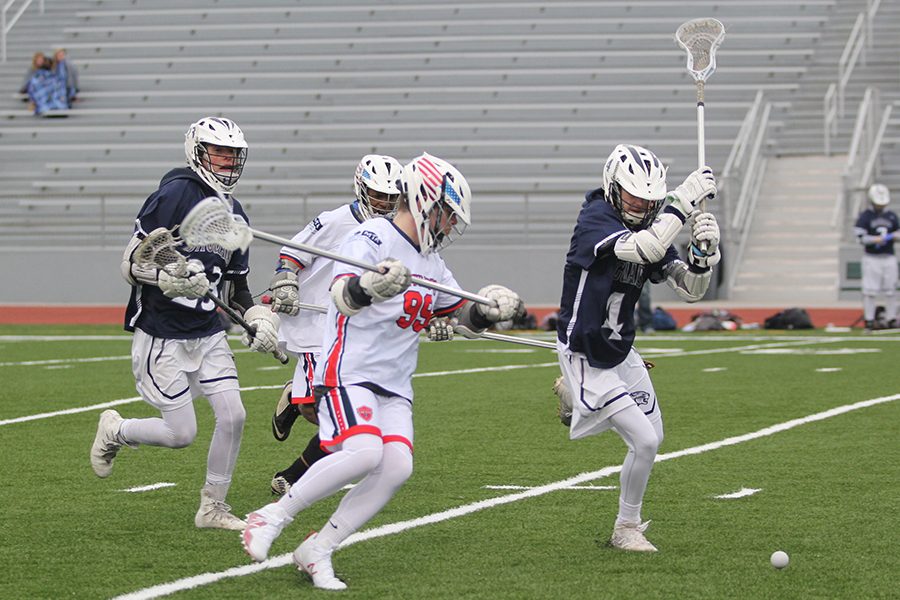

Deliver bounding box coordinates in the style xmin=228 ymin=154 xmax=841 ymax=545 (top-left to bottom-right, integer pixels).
xmin=135 ymin=229 xmax=188 ymax=276
xmin=675 ymin=18 xmax=725 ymax=82
xmin=180 ymin=197 xmax=253 ymax=252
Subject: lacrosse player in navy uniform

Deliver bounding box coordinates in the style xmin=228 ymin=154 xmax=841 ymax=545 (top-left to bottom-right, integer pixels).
xmin=854 ymin=183 xmax=899 ymax=330
xmin=268 ymin=155 xmax=404 ymax=497
xmin=90 ymin=117 xmax=281 ymax=531
xmin=555 ymin=144 xmax=720 ymax=552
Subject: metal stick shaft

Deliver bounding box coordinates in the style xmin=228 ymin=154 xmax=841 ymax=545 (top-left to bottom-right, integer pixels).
xmin=456 ymin=327 xmax=557 ymax=349
xmin=250 ymin=228 xmax=495 ymax=306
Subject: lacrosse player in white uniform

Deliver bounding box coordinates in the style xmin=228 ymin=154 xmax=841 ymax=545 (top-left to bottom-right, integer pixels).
xmin=555 ymin=144 xmax=720 ymax=552
xmin=854 ymin=183 xmax=899 ymax=330
xmin=89 ymin=117 xmax=281 ymax=531
xmin=241 ymin=153 xmax=521 ymax=590
xmin=268 ymin=155 xmax=404 ymax=496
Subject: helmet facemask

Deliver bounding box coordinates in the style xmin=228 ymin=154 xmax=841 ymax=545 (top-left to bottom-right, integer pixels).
xmin=607 ymin=181 xmax=664 ymax=230
xmin=196 ymin=143 xmax=247 ymax=191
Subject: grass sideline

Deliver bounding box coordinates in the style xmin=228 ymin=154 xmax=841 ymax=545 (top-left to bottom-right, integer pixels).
xmin=0 ymin=325 xmax=897 ymax=599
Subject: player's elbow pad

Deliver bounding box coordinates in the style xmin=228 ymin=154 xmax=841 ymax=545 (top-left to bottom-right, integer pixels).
xmin=121 ymin=235 xmax=157 ymax=286
xmin=330 ymin=276 xmax=370 ymax=317
xmin=614 ymin=213 xmax=683 ymax=264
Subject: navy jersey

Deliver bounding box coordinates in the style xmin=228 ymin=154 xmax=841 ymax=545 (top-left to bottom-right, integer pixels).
xmin=557 ymin=188 xmax=678 ymax=368
xmin=855 ymin=208 xmax=899 ymax=255
xmin=124 ymin=168 xmax=250 ymax=339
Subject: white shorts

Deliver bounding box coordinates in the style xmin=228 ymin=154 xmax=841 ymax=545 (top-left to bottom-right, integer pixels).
xmin=861 ymin=253 xmax=898 ymax=295
xmin=131 ymin=328 xmax=239 ymax=412
xmin=557 ymin=343 xmax=660 ymax=440
xmin=316 ymin=385 xmax=413 ymax=453
xmin=290 ymin=351 xmax=318 ymax=406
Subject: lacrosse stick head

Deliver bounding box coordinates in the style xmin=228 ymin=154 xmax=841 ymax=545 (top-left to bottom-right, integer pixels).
xmin=675 ymin=18 xmax=725 ymax=82
xmin=134 ymin=228 xmax=188 ymax=276
xmin=180 ymin=197 xmax=253 ymax=252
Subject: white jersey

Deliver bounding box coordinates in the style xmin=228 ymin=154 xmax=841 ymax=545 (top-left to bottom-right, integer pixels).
xmin=314 ymin=217 xmax=465 ymax=401
xmin=278 ymin=202 xmax=366 ymax=353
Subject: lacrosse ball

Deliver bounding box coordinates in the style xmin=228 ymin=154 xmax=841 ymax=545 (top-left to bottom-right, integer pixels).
xmin=770 ymin=550 xmax=789 ymax=569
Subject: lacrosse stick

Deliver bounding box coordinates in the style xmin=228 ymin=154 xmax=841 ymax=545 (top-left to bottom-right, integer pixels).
xmin=134 ymin=228 xmax=289 ymax=364
xmin=260 ymin=294 xmax=328 ymax=315
xmin=180 ymin=197 xmax=497 ymax=307
xmin=453 ymin=326 xmax=557 ymax=350
xmin=676 ymin=17 xmax=724 ymax=251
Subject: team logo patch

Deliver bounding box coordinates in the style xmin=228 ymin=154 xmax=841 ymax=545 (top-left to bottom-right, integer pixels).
xmin=630 ymin=390 xmax=651 ymax=406
xmin=357 ymin=406 xmax=373 ymax=421
xmin=311 ymin=217 xmax=323 ymax=231
xmin=358 ymin=230 xmax=382 ymax=245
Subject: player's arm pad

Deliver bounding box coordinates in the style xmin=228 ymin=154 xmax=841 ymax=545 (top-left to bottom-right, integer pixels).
xmin=121 ymin=233 xmax=159 ymax=286
xmin=330 ymin=275 xmax=373 ymax=317
xmin=229 ymin=275 xmax=254 ymax=313
xmin=662 ymin=260 xmax=711 ymax=302
xmin=855 ymin=227 xmax=884 ymax=245
xmin=614 ymin=212 xmax=685 ymax=264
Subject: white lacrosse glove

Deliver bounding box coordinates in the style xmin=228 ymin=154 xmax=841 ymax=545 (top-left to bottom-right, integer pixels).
xmin=269 ymin=271 xmax=300 ymax=316
xmin=157 ymin=259 xmax=210 ymax=299
xmin=688 ymin=211 xmax=721 ymax=269
xmin=359 ymin=258 xmax=412 ymax=302
xmin=241 ymin=305 xmax=281 ymax=354
xmin=427 ymin=317 xmax=455 ymax=342
xmin=475 ymin=285 xmax=521 ymax=323
xmin=667 ymin=166 xmax=717 ymax=220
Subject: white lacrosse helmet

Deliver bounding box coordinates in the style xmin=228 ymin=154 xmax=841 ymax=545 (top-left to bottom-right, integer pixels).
xmin=602 ymin=144 xmax=668 ymax=230
xmin=402 ymin=153 xmax=471 ymax=254
xmin=868 ymin=183 xmax=890 ymax=208
xmin=184 ymin=117 xmax=248 ymax=194
xmin=353 ymin=154 xmax=403 ymax=219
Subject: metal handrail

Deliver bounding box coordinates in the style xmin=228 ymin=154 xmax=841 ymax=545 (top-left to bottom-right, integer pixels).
xmin=852 ymin=104 xmax=894 ymax=217
xmin=845 ymin=87 xmax=875 ymax=169
xmin=719 ymin=93 xmax=771 ymax=299
xmin=837 ymin=13 xmax=866 ymax=118
xmin=1 ymin=0 xmax=44 ymax=63
xmin=824 ymin=83 xmax=837 ymax=155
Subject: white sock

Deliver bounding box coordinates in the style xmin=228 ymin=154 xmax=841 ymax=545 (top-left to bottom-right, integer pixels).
xmin=610 ymin=404 xmax=660 ymax=525
xmin=205 ymin=390 xmax=245 ymax=492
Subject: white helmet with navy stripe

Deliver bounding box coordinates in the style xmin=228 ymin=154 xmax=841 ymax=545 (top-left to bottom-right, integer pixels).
xmin=868 ymin=183 xmax=890 ymax=208
xmin=602 ymin=144 xmax=668 ymax=230
xmin=402 ymin=153 xmax=471 ymax=254
xmin=184 ymin=117 xmax=248 ymax=195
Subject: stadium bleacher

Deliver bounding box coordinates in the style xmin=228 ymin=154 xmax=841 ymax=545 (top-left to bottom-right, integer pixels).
xmin=2 ymin=0 xmax=897 ymax=305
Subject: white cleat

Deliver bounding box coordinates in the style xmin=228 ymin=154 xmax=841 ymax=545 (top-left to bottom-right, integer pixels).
xmin=242 ymin=503 xmax=293 ymax=561
xmin=552 ymin=376 xmax=573 ymax=426
xmin=195 ymin=489 xmax=247 ymax=531
xmin=610 ymin=520 xmax=658 ymax=552
xmin=294 ymin=532 xmax=347 ymax=591
xmin=90 ymin=409 xmax=124 ymax=478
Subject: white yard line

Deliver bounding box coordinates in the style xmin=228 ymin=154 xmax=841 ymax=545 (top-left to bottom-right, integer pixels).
xmin=120 ymin=482 xmax=177 ymax=493
xmin=715 ymin=487 xmax=762 ymax=499
xmin=113 ymin=391 xmax=900 ymax=600
xmin=483 ymin=484 xmax=617 ymax=491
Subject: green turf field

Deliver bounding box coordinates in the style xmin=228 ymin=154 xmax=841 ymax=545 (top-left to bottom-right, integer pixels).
xmin=1 ymin=325 xmax=898 ymax=599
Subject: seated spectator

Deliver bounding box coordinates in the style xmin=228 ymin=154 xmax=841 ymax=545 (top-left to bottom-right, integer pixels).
xmin=53 ymin=47 xmax=79 ymax=102
xmin=19 ymin=52 xmax=49 ymax=95
xmin=25 ymin=60 xmax=69 ymax=116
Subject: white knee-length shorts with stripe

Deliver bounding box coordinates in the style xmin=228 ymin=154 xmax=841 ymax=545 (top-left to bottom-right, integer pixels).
xmin=557 ymin=343 xmax=661 ymax=440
